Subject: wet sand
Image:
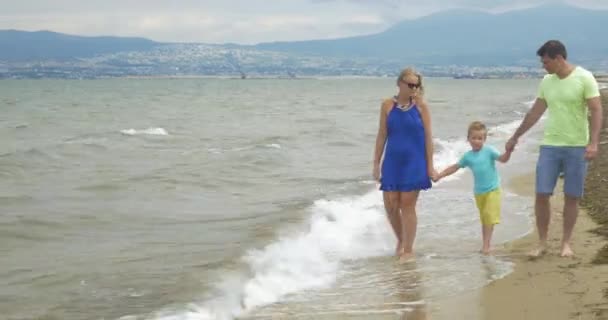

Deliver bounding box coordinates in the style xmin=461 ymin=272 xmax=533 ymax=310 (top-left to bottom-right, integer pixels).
xmin=430 ymin=89 xmax=608 ymax=320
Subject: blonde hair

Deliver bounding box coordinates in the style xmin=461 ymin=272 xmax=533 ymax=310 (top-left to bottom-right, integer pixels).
xmin=397 ymin=67 xmax=424 ymax=94
xmin=467 ymin=121 xmax=487 ymax=138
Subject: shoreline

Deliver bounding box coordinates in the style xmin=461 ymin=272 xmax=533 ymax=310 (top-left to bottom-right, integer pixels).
xmin=582 ymin=87 xmax=608 ymax=264
xmin=432 ymin=173 xmax=607 ymax=320
xmin=430 ymin=89 xmax=608 ymax=319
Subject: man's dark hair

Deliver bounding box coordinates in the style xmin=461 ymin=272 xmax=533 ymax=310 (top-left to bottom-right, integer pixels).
xmin=536 ymin=40 xmax=567 ymax=59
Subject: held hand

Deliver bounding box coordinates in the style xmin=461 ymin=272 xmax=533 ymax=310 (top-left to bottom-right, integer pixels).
xmin=428 ymin=168 xmax=439 ymax=182
xmin=585 ymin=143 xmax=598 ymax=160
xmin=505 ymin=137 xmax=518 ymax=153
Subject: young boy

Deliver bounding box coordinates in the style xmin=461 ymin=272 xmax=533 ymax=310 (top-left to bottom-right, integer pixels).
xmin=435 ymin=121 xmax=512 ymax=255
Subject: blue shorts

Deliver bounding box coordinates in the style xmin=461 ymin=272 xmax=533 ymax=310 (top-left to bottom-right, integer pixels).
xmin=536 ymin=146 xmax=588 ymax=198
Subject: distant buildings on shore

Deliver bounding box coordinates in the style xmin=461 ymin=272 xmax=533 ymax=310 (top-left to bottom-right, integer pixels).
xmin=0 ymin=62 xmax=548 ymax=80
xmin=0 ymin=45 xmax=605 ymax=80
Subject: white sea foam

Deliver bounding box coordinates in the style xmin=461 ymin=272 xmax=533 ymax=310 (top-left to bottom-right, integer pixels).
xmin=120 ymin=128 xmax=169 ymax=136
xmin=120 ymin=119 xmax=526 ymax=320
xmin=134 ymin=191 xmax=390 ymax=320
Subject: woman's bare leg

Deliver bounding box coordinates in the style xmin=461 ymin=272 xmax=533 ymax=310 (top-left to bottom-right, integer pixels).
xmin=383 ymin=192 xmax=403 ymax=255
xmin=398 ymin=191 xmax=420 ymax=262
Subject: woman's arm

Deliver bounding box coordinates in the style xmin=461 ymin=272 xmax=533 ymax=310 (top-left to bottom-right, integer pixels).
xmin=373 ymin=100 xmax=391 ymax=180
xmin=417 ymin=100 xmax=436 ymax=178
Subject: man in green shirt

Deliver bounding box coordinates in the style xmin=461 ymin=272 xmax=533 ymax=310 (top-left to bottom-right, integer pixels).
xmin=506 ymin=40 xmax=603 ymax=258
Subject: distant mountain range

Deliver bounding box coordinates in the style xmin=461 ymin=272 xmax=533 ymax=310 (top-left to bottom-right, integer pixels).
xmin=1 ymin=4 xmax=608 ymax=72
xmin=252 ymin=4 xmax=608 ymax=65
xmin=0 ymin=30 xmax=158 ymax=61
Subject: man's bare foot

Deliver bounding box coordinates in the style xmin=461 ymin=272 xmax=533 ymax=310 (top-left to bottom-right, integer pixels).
xmin=398 ymin=252 xmax=415 ymax=264
xmin=395 ymin=242 xmax=403 ymax=256
xmin=527 ymin=246 xmax=547 ymax=258
xmin=560 ymin=244 xmax=574 ymax=257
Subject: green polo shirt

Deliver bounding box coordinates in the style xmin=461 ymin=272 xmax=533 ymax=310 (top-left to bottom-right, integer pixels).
xmin=537 ymin=66 xmax=600 ymax=146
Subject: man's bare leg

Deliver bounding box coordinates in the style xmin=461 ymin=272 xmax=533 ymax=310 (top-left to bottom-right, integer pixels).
xmin=561 ymin=195 xmax=579 ymax=257
xmin=398 ymin=191 xmax=419 ymax=263
xmin=529 ymin=193 xmax=551 ymax=257
xmin=383 ymin=192 xmax=403 ymax=255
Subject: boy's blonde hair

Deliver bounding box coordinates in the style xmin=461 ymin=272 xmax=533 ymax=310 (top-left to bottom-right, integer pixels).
xmin=467 ymin=121 xmax=487 ymax=138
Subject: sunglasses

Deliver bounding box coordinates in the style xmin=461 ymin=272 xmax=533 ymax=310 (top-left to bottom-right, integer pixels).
xmin=401 ymin=80 xmax=420 ymax=89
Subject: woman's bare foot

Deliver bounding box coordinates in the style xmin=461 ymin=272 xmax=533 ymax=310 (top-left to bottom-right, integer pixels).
xmin=398 ymin=252 xmax=415 ymax=264
xmin=481 ymin=248 xmax=492 ymax=256
xmin=560 ymin=244 xmax=574 ymax=257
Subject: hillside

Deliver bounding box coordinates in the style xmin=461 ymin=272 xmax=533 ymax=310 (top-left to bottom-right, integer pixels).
xmin=0 ymin=30 xmax=159 ymax=61
xmin=254 ymin=5 xmax=608 ymax=65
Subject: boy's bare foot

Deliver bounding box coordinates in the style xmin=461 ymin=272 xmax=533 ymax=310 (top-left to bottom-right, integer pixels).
xmin=527 ymin=246 xmax=547 ymax=258
xmin=560 ymin=244 xmax=574 ymax=257
xmin=398 ymin=252 xmax=415 ymax=264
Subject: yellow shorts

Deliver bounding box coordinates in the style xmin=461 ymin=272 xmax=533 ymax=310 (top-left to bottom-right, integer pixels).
xmin=474 ymin=188 xmax=501 ymax=225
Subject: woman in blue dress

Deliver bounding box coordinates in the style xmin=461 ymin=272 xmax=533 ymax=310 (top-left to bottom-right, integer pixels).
xmin=373 ymin=67 xmax=437 ymax=262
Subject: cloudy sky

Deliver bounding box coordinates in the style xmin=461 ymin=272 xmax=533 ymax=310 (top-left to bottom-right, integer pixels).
xmin=1 ymin=0 xmax=607 ymax=44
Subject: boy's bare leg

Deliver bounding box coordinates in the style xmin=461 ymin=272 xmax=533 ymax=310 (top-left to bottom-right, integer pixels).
xmin=529 ymin=194 xmax=551 ymax=257
xmin=383 ymin=192 xmax=403 ymax=255
xmin=481 ymin=224 xmax=494 ymax=255
xmin=398 ymin=191 xmax=419 ymax=263
xmin=560 ymin=195 xmax=579 ymax=257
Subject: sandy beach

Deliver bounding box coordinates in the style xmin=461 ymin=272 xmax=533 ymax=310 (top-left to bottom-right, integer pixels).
xmin=431 ymin=89 xmax=608 ymax=319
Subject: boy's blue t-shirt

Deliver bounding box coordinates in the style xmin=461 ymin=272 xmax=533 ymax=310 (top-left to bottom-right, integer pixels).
xmin=458 ymin=145 xmax=501 ymax=195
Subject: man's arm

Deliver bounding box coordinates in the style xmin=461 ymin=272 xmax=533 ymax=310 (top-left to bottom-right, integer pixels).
xmin=506 ymin=98 xmax=548 ymax=151
xmin=497 ymin=149 xmax=513 ymax=163
xmin=586 ymin=96 xmax=603 ymax=159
